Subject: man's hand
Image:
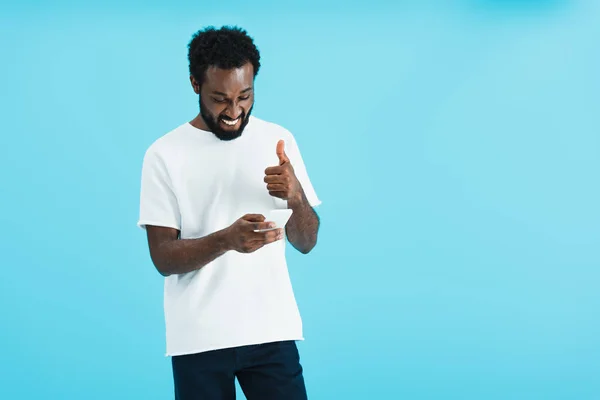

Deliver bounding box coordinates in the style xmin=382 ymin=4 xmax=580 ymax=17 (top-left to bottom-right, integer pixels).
xmin=224 ymin=214 xmax=284 ymax=253
xmin=264 ymin=140 xmax=301 ymax=201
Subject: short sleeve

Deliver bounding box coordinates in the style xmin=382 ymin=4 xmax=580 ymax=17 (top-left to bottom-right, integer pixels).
xmin=137 ymin=147 xmax=181 ymax=230
xmin=285 ymin=133 xmax=322 ymax=208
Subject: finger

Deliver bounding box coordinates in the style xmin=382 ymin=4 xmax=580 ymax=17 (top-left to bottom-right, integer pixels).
xmin=242 ymin=214 xmax=266 ymax=222
xmin=252 ymin=228 xmax=284 ymax=243
xmin=268 ymin=191 xmax=287 ymax=199
xmin=266 ymin=228 xmax=285 ymax=243
xmin=267 ymin=183 xmax=287 ymax=192
xmin=245 ymin=230 xmax=283 ymax=252
xmin=265 ymin=166 xmax=284 ymax=176
xmin=248 ymin=226 xmax=281 ymax=241
xmin=263 ymin=175 xmax=286 ymax=184
xmin=250 ymin=221 xmax=277 ymax=231
xmin=276 ymin=140 xmax=289 ymax=165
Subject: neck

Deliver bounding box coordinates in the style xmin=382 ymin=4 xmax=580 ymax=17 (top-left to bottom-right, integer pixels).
xmin=190 ymin=114 xmax=210 ymax=132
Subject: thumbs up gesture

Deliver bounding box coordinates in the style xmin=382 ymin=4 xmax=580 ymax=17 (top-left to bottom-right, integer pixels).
xmin=264 ymin=140 xmax=301 ymax=201
xmin=276 ymin=139 xmax=289 ymax=165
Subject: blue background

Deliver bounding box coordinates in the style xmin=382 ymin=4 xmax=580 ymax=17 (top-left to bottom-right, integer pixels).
xmin=1 ymin=0 xmax=599 ymax=398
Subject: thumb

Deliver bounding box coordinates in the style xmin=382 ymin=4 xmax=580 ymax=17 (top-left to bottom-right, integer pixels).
xmin=276 ymin=140 xmax=289 ymax=165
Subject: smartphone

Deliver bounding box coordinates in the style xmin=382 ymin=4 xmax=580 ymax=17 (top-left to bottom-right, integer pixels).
xmin=254 ymin=209 xmax=293 ymax=232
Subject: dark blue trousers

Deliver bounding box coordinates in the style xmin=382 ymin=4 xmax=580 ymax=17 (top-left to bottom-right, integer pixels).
xmin=172 ymin=340 xmax=308 ymax=399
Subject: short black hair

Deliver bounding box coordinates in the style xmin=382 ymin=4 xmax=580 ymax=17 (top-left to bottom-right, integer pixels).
xmin=187 ymin=25 xmax=261 ymax=87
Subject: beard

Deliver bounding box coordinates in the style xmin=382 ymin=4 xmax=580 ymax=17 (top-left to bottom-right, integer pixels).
xmin=199 ymin=97 xmax=253 ymax=141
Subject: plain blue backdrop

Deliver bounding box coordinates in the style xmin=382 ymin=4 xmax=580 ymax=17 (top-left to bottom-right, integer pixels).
xmin=1 ymin=0 xmax=599 ymax=399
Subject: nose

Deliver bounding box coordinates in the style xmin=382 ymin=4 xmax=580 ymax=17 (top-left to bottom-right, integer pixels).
xmin=225 ymin=100 xmax=243 ymax=119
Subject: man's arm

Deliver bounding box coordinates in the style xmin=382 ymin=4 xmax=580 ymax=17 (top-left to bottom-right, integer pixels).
xmin=145 ymin=214 xmax=284 ymax=276
xmin=285 ymin=189 xmax=320 ymax=254
xmin=264 ymin=139 xmax=321 ymax=254
xmin=146 ymin=226 xmax=230 ymax=276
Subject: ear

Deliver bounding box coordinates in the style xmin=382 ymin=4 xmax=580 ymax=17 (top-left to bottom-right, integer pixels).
xmin=190 ymin=75 xmax=201 ymax=95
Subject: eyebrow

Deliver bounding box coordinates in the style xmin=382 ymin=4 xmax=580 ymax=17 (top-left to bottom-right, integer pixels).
xmin=211 ymin=87 xmax=253 ymax=96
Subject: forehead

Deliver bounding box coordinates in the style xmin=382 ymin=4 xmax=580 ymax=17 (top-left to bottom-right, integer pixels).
xmin=203 ymin=63 xmax=254 ymax=93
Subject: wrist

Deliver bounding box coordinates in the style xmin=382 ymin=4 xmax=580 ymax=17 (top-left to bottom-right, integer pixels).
xmin=216 ymin=227 xmax=233 ymax=252
xmin=287 ymin=189 xmax=305 ymax=209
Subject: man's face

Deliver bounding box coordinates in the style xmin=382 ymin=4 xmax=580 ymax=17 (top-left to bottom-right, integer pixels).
xmin=191 ymin=62 xmax=255 ymax=141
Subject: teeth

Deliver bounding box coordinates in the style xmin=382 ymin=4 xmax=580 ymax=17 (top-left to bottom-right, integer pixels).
xmin=222 ymin=118 xmax=239 ymax=126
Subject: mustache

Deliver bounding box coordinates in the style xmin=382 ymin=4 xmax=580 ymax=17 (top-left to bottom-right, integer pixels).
xmin=219 ymin=113 xmax=245 ymax=122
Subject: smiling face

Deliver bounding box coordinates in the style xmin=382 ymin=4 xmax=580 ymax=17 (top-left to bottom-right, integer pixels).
xmin=190 ymin=62 xmax=255 ymax=141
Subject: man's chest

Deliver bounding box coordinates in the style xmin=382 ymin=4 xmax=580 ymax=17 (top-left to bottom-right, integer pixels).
xmin=173 ymin=141 xmax=286 ymax=217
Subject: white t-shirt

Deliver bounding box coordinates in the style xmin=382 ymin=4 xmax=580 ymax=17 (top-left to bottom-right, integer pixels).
xmin=137 ymin=116 xmax=321 ymax=356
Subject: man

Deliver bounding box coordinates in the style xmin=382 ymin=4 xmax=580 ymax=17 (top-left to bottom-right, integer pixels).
xmin=137 ymin=25 xmax=321 ymax=400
